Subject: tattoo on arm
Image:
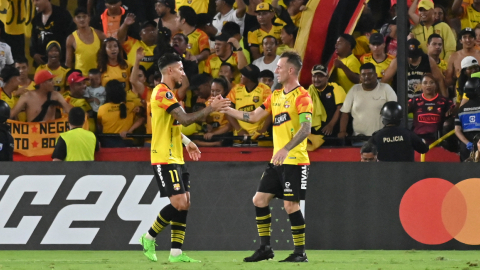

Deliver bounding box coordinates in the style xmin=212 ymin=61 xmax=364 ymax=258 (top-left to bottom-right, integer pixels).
xmin=170 ymin=106 xmax=213 ymax=126
xmin=243 ymin=112 xmax=250 ymax=123
xmin=284 ymin=122 xmax=311 ymax=151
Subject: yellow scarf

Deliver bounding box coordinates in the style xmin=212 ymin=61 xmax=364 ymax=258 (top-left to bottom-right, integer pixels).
xmin=307 ymin=84 xmax=327 ymax=129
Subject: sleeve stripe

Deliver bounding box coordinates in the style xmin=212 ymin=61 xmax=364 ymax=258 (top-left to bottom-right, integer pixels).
xmin=166 ymin=102 xmax=181 ymax=113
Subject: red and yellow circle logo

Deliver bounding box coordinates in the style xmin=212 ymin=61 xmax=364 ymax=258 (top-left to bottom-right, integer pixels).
xmin=399 ymin=178 xmax=480 ymax=245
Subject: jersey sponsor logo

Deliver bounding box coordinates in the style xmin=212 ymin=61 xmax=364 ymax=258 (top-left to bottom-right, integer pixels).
xmin=253 ymin=96 xmax=259 ymax=103
xmin=427 ymin=106 xmax=433 ymax=111
xmin=166 ymin=92 xmax=173 ymax=99
xmin=301 ymin=165 xmax=307 ymax=190
xmin=418 ymin=114 xmax=441 ymax=123
xmin=383 ymin=136 xmax=404 ymax=143
xmin=122 ymin=72 xmax=127 ymax=78
xmin=273 ymin=112 xmax=291 ymax=126
xmin=470 ymin=115 xmax=476 ymax=123
xmin=141 ymin=56 xmax=154 ymax=62
xmin=238 ymin=104 xmax=256 ymax=112
xmin=284 ymin=182 xmax=292 ymax=193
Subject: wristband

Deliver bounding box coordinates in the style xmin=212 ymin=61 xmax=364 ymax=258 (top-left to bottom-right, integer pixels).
xmin=182 ymin=135 xmax=192 ymax=146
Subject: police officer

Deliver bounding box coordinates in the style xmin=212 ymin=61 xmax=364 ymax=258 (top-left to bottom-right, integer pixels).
xmin=455 ymin=77 xmax=480 ymax=161
xmin=0 ymin=100 xmax=14 ymax=161
xmin=369 ymin=101 xmax=429 ymax=161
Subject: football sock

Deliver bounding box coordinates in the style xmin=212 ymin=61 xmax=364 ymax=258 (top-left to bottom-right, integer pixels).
xmin=148 ymin=204 xmax=179 ymax=238
xmin=255 ymin=206 xmax=271 ymax=247
xmin=171 ymin=210 xmax=188 ymax=249
xmin=170 ymin=248 xmax=182 ymax=256
xmin=289 ymin=210 xmax=306 ymax=254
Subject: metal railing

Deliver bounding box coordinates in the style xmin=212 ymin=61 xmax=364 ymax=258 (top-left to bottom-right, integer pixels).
xmin=420 ymin=130 xmax=456 ymax=162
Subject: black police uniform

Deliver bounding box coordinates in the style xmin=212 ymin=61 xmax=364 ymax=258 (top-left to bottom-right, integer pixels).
xmin=369 ymin=101 xmax=429 ymax=161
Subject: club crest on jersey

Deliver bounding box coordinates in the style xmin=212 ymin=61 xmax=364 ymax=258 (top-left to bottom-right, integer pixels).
xmin=326 ymin=93 xmax=332 ymax=99
xmin=166 ymin=92 xmax=174 ymax=99
xmin=284 ymin=101 xmax=290 ymax=108
xmin=173 ymin=183 xmax=181 ymax=191
xmin=253 ymin=96 xmax=259 ymax=103
xmin=427 ymin=106 xmax=433 ymax=111
xmin=188 ymin=0 xmax=192 ymax=3
xmin=273 ymin=112 xmax=291 ymax=126
xmin=122 ymin=72 xmax=127 ymax=78
xmin=305 ymin=114 xmax=311 ymax=121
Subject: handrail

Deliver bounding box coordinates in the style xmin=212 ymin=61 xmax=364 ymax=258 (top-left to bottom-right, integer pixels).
xmin=420 ymin=130 xmax=456 ymax=162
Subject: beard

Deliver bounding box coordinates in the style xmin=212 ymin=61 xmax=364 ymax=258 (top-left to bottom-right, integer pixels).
xmin=174 ymin=81 xmax=182 ymax=89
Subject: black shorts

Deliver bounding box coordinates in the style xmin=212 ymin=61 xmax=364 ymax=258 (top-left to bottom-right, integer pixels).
xmin=258 ymin=163 xmax=309 ymax=201
xmin=152 ymin=164 xmax=190 ymax=197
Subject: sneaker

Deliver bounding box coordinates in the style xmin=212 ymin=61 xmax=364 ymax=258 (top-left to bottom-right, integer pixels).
xmin=168 ymin=252 xmax=200 ymax=263
xmin=139 ymin=233 xmax=158 ymax=262
xmin=279 ymin=252 xmax=308 ymax=262
xmin=243 ymin=245 xmax=275 ymax=262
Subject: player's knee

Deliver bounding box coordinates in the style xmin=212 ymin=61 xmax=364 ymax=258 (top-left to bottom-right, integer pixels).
xmin=171 ymin=200 xmax=189 ymax=211
xmin=284 ymin=201 xmax=300 ymax=214
xmin=252 ymin=195 xmax=268 ymax=207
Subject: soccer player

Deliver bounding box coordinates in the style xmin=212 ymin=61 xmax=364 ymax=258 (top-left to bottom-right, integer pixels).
xmin=222 ymin=51 xmax=312 ymax=262
xmin=139 ymin=53 xmax=229 ymax=263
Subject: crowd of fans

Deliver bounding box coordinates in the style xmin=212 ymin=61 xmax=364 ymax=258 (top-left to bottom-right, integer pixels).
xmin=1 ymin=0 xmax=480 ymax=161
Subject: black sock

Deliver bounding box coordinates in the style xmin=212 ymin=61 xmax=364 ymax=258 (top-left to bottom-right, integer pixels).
xmin=255 ymin=206 xmax=271 ymax=247
xmin=289 ymin=210 xmax=305 ymax=254
xmin=148 ymin=204 xmax=179 ymax=238
xmin=171 ymin=210 xmax=188 ymax=249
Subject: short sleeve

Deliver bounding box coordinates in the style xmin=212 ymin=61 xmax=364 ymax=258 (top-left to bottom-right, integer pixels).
xmin=262 ymin=86 xmax=271 ymax=100
xmin=359 ymin=55 xmax=366 ymax=64
xmin=122 ymin=37 xmax=137 ymax=54
xmin=261 ymin=94 xmax=272 ymax=113
xmin=226 ymin=89 xmax=236 ymax=103
xmin=340 ymin=89 xmax=354 ymax=113
xmin=248 ymin=31 xmax=259 ymax=47
xmin=345 ymin=56 xmax=361 ymax=74
xmin=384 ymin=84 xmax=398 ymax=101
xmin=333 ymin=84 xmax=346 ymax=105
xmin=198 ymin=32 xmax=210 ymax=52
xmin=204 ymin=56 xmax=212 ymax=74
xmin=97 ymin=105 xmax=104 ymax=122
xmin=295 ymin=91 xmax=313 ymax=115
xmin=52 ymin=136 xmax=67 ymax=160
xmin=154 ymin=89 xmax=180 ymax=111
xmin=408 ymin=97 xmax=415 ymax=112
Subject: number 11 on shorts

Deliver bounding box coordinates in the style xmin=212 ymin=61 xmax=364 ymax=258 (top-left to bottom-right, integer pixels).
xmin=169 ymin=170 xmax=179 ymax=183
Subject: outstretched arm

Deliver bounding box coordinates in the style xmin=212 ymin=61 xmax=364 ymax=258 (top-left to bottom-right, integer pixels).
xmin=170 ymin=95 xmax=230 ymax=126
xmin=222 ymin=106 xmax=270 ymax=123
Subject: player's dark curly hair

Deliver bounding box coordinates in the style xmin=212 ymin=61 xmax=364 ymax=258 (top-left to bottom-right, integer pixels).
xmin=105 ymin=80 xmax=127 ymax=119
xmin=157 ymin=53 xmax=183 ymax=72
xmin=97 ymin=37 xmax=128 ymax=73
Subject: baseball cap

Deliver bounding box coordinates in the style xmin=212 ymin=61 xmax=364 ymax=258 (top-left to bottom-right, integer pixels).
xmin=461 ymin=56 xmax=479 ymax=69
xmin=369 ymin=33 xmax=385 ymax=45
xmin=459 ymin=27 xmax=475 ymax=39
xmin=311 ymin=64 xmax=327 ymax=76
xmin=46 ymin=40 xmax=61 ymax=52
xmin=407 ymin=38 xmax=423 ymax=58
xmin=256 ymin=3 xmax=273 ymax=12
xmin=141 ymin=20 xmax=157 ymax=29
xmin=34 ymin=70 xmax=56 ymax=85
xmin=74 ymin=7 xmax=88 ymax=16
xmin=214 ymin=32 xmax=230 ymax=42
xmin=240 ymin=64 xmax=260 ymax=83
xmin=156 ymin=0 xmax=174 ymax=9
xmin=418 ymin=0 xmax=434 ymax=10
xmin=67 ymin=72 xmax=88 ymax=85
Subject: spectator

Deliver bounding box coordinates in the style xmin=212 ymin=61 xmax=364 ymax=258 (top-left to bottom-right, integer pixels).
xmin=258 ymin=69 xmax=274 ymax=89
xmin=189 ymin=73 xmax=212 ymax=106
xmin=0 ymin=100 xmax=13 ymax=161
xmin=410 ymin=0 xmax=456 ymax=62
xmin=176 ymin=6 xmax=211 ymax=73
xmin=475 ymin=24 xmax=480 ymax=49
xmin=408 ymin=74 xmax=454 ymax=145
xmin=175 ymin=0 xmax=209 ymax=14
xmin=130 ymin=48 xmax=153 ymax=106
xmin=118 ymin=15 xmax=158 ymax=74
xmin=452 ymin=0 xmax=480 ymax=30
xmin=226 ymin=64 xmax=271 ymax=138
xmin=247 ymin=3 xmax=285 ymax=60
xmin=445 ymin=28 xmax=480 ymax=89
xmin=271 ymin=0 xmax=305 ymax=27
xmin=0 ymin=27 xmax=14 ymax=74
xmin=253 ymin=36 xmax=280 ymax=88
xmin=434 ymin=4 xmax=448 ymax=24
xmin=197 ymin=76 xmax=233 ymax=146
xmin=219 ymin=62 xmax=236 ymax=87
xmin=242 ymin=0 xmax=261 ymax=48
xmin=14 ymin=59 xmax=36 ymax=98
xmin=278 ymin=24 xmax=297 ymax=54
xmin=97 ymin=37 xmax=131 ymax=92
xmin=66 ymin=7 xmax=106 ymax=76
xmin=382 ymin=38 xmax=447 ymax=98
xmin=307 ymin=64 xmax=346 ymax=149
xmin=197 ymin=13 xmax=218 ymax=42
xmin=427 ymin=34 xmax=447 ymax=75
xmin=352 ymin=13 xmax=375 ymax=58
xmin=30 ymin=0 xmax=75 ymax=66
xmin=212 ymin=0 xmax=246 ymax=35
xmin=385 ymin=16 xmax=397 ymax=57
xmin=204 ymin=33 xmax=248 ymax=84
xmin=0 ymin=66 xmax=20 ymax=110
xmin=360 ymin=142 xmax=377 ymax=162
xmin=359 ymin=33 xmax=395 ymax=81
xmin=10 ymin=70 xmax=72 ymax=122
xmin=457 ymin=56 xmax=480 ymax=106
xmin=92 ymin=0 xmax=140 ymax=39
xmin=97 ymin=79 xmax=144 ymax=147
xmin=35 ymin=41 xmax=70 ymax=95
xmin=52 ymin=107 xmax=98 ymax=161
xmin=84 ymin=68 xmax=106 ymax=114
xmin=170 ymin=33 xmax=200 ymax=79
xmin=222 ymin=21 xmax=251 ymax=63
xmin=64 ymin=72 xmax=96 ymax=132
xmin=331 ymin=33 xmax=361 ymax=93
xmin=455 ymin=77 xmax=480 ymax=161
xmin=155 ymin=0 xmax=181 ymax=36
xmin=339 ymin=63 xmax=397 ymax=139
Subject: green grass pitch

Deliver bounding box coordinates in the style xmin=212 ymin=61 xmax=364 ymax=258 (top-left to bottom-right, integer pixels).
xmin=0 ymin=250 xmax=479 ymax=270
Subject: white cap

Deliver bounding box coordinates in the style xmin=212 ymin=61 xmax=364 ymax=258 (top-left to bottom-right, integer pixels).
xmin=461 ymin=56 xmax=479 ymax=69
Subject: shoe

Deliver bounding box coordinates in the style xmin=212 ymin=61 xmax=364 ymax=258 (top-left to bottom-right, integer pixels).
xmin=279 ymin=252 xmax=308 ymax=262
xmin=139 ymin=233 xmax=158 ymax=262
xmin=168 ymin=252 xmax=200 ymax=262
xmin=243 ymin=245 xmax=275 ymax=262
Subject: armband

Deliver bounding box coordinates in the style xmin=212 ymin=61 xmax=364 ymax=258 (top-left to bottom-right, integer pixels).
xmin=299 ymin=113 xmax=312 ymax=123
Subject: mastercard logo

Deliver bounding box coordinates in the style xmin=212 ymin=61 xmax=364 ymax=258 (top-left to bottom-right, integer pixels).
xmin=399 ymin=178 xmax=480 ymax=245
